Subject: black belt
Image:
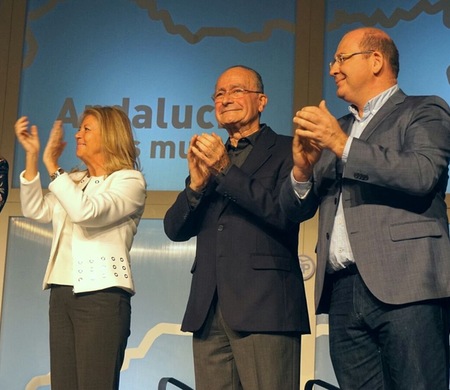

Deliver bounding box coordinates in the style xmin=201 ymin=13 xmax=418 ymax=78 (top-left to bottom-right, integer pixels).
xmin=329 ymin=264 xmax=358 ymax=280
xmin=50 ymin=284 xmax=131 ymax=296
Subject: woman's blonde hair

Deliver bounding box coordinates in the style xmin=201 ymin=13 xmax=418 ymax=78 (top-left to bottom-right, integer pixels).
xmin=80 ymin=106 xmax=141 ymax=174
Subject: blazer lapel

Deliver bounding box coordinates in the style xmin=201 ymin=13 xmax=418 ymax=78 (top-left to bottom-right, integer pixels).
xmin=239 ymin=125 xmax=275 ymax=176
xmin=359 ymin=89 xmax=406 ymax=141
xmin=215 ymin=126 xmax=275 ymax=216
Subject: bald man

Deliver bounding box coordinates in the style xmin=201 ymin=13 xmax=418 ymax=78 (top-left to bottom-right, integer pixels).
xmin=280 ymin=27 xmax=450 ymax=389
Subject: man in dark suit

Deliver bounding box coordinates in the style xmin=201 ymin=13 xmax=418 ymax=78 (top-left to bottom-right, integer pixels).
xmin=164 ymin=65 xmax=310 ymax=390
xmin=280 ymin=27 xmax=450 ymax=389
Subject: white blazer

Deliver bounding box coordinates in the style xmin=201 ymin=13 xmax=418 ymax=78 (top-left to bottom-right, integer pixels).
xmin=20 ymin=169 xmax=147 ymax=294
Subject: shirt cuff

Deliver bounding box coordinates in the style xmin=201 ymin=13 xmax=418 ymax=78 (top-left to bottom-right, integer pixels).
xmin=20 ymin=170 xmax=40 ymax=184
xmin=290 ymin=170 xmax=312 ymax=199
xmin=341 ymin=136 xmax=353 ymax=163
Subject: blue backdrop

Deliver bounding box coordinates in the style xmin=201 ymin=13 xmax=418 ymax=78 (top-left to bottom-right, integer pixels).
xmin=2 ymin=0 xmax=449 ymax=388
xmin=13 ymin=0 xmax=297 ymax=191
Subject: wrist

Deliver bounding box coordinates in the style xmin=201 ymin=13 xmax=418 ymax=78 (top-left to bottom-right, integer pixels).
xmin=293 ymin=167 xmax=311 ymax=183
xmin=49 ymin=167 xmax=65 ymax=181
xmin=189 ymin=181 xmax=206 ymax=193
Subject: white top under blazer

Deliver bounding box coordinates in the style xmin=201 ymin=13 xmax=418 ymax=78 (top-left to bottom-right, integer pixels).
xmin=20 ymin=169 xmax=146 ymax=294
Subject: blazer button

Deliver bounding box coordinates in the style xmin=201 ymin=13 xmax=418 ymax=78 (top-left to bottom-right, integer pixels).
xmin=354 ymin=172 xmax=368 ymax=181
xmin=218 ymin=225 xmax=224 ymax=231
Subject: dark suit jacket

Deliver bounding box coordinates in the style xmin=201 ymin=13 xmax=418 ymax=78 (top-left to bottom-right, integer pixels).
xmin=0 ymin=159 xmax=8 ymax=213
xmin=164 ymin=125 xmax=310 ymax=334
xmin=280 ymin=90 xmax=450 ymax=313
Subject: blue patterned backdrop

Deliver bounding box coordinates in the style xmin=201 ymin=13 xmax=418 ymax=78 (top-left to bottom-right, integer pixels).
xmin=1 ymin=0 xmax=449 ymax=388
xmin=12 ymin=0 xmax=297 ymax=191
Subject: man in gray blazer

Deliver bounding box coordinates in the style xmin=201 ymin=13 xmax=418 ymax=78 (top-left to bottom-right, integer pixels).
xmin=164 ymin=65 xmax=310 ymax=390
xmin=280 ymin=27 xmax=450 ymax=389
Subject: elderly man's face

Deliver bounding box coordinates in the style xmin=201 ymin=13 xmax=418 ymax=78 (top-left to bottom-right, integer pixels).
xmin=213 ymin=67 xmax=267 ymax=133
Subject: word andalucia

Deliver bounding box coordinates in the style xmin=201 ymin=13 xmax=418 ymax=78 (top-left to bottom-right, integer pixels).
xmin=57 ymin=97 xmax=217 ymax=159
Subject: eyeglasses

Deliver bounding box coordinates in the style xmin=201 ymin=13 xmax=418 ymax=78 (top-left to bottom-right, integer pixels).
xmin=211 ymin=88 xmax=262 ymax=102
xmin=329 ymin=50 xmax=374 ymax=69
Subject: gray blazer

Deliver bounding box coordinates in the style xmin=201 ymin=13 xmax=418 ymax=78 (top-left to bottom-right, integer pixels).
xmin=280 ymin=90 xmax=450 ymax=313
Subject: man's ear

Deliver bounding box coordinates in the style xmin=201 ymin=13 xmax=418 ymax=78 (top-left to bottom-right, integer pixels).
xmin=372 ymin=51 xmax=384 ymax=75
xmin=258 ymin=94 xmax=268 ymax=113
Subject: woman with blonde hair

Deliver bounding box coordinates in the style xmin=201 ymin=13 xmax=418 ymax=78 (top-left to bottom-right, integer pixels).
xmin=15 ymin=106 xmax=146 ymax=390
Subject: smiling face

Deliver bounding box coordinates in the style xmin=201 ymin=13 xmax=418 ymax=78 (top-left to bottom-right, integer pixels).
xmin=75 ymin=114 xmax=105 ymax=174
xmin=329 ymin=28 xmax=398 ymax=113
xmin=329 ymin=30 xmax=376 ymax=108
xmin=213 ymin=67 xmax=267 ymax=137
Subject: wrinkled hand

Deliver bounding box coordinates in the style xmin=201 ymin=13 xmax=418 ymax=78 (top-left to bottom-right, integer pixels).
xmin=43 ymin=120 xmax=67 ymax=174
xmin=293 ymin=100 xmax=347 ymax=158
xmin=190 ymin=132 xmax=231 ymax=176
xmin=187 ymin=135 xmax=211 ymax=192
xmin=14 ymin=116 xmax=40 ymax=155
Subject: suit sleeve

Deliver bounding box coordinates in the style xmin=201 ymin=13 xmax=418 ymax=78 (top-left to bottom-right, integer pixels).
xmin=20 ymin=171 xmax=56 ymax=223
xmin=279 ymin=174 xmax=319 ymax=223
xmin=164 ymin=134 xmax=299 ymax=241
xmin=345 ymin=96 xmax=450 ymax=196
xmin=163 ymin=179 xmax=205 ymax=242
